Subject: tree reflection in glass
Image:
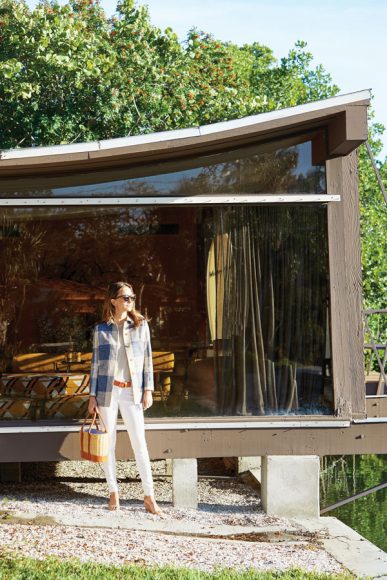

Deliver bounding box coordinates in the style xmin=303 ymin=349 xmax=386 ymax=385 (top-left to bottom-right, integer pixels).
xmin=0 ymin=137 xmax=325 ymax=198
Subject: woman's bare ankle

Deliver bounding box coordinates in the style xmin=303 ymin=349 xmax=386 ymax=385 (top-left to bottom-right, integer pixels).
xmin=144 ymin=495 xmax=162 ymax=515
xmin=108 ymin=491 xmax=120 ymax=511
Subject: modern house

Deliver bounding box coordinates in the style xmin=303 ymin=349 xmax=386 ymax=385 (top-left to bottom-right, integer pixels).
xmin=0 ymin=89 xmax=385 ymax=514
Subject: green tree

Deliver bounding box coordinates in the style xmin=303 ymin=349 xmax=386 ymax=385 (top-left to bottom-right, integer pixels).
xmin=359 ymin=123 xmax=387 ymax=310
xmin=233 ymin=39 xmax=339 ymax=110
xmin=0 ymin=0 xmax=338 ymax=147
xmin=0 ymin=0 xmax=385 ymax=316
xmin=358 ymin=120 xmax=387 ymax=344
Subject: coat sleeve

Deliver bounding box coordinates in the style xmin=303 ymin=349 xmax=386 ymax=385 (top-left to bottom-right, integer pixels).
xmin=142 ymin=321 xmax=154 ymax=391
xmin=89 ymin=325 xmax=99 ymax=397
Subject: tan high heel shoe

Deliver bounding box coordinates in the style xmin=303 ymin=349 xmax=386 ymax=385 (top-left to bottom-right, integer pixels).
xmin=144 ymin=495 xmax=162 ymax=515
xmin=108 ymin=491 xmax=120 ymax=511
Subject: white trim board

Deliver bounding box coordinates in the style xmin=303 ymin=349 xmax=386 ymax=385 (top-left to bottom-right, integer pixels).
xmin=352 ymin=418 xmax=387 ymax=424
xmin=0 ymin=194 xmax=340 ymax=206
xmin=0 ymin=420 xmax=351 ymax=434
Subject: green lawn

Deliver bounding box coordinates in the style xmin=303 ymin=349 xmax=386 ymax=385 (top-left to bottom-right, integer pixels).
xmin=0 ymin=554 xmax=354 ymax=580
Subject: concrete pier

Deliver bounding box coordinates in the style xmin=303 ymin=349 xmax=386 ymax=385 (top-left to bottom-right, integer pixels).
xmin=261 ymin=455 xmax=320 ymax=518
xmin=238 ymin=456 xmax=261 ymax=476
xmin=172 ymin=458 xmax=198 ymax=509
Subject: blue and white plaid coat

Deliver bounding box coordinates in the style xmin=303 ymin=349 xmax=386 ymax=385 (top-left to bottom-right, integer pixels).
xmin=89 ymin=318 xmax=154 ymax=407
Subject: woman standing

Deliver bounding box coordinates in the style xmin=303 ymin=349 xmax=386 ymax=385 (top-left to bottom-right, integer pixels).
xmin=88 ymin=281 xmax=161 ymax=515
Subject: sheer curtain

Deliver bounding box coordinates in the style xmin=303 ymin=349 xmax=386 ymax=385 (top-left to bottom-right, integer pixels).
xmin=208 ymin=205 xmax=330 ymax=416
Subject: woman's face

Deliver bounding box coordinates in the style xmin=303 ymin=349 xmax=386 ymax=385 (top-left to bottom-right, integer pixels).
xmin=111 ymin=285 xmax=136 ymax=318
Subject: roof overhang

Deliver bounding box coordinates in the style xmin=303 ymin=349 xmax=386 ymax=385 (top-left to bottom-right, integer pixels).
xmin=0 ymin=90 xmax=370 ymax=178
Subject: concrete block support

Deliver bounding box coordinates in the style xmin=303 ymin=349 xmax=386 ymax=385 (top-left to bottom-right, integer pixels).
xmin=164 ymin=458 xmax=173 ymax=476
xmin=0 ymin=462 xmax=21 ymax=483
xmin=261 ymin=455 xmax=320 ymax=518
xmin=172 ymin=458 xmax=198 ymax=509
xmin=238 ymin=456 xmax=261 ymax=477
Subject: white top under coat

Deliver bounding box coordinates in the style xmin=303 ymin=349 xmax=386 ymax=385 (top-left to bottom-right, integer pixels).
xmin=114 ymin=323 xmax=131 ymax=383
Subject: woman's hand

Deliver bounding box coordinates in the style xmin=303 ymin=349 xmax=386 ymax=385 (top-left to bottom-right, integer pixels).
xmin=88 ymin=396 xmax=98 ymax=415
xmin=143 ymin=390 xmax=153 ymax=411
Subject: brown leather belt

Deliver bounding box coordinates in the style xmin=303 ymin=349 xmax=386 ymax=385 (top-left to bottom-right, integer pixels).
xmin=113 ymin=379 xmax=132 ymax=388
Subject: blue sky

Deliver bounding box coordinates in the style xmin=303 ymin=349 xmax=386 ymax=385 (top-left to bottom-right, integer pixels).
xmin=26 ymin=0 xmax=387 ymax=159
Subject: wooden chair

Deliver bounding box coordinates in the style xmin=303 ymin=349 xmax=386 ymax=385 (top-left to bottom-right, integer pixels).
xmin=152 ymin=351 xmax=175 ymax=403
xmin=12 ymin=353 xmax=66 ymax=373
xmin=10 ymin=351 xmax=174 ymax=406
xmin=12 ymin=352 xmax=92 ymax=373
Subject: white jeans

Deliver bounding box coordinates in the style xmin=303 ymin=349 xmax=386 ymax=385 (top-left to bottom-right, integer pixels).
xmin=98 ymin=385 xmax=154 ymax=496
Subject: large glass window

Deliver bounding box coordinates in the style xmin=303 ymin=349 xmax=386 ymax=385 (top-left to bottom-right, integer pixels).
xmin=0 ymin=204 xmax=332 ymax=421
xmin=0 ymin=135 xmax=325 ymax=198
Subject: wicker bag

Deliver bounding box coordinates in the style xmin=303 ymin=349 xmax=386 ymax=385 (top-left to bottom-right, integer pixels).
xmin=80 ymin=411 xmax=109 ymax=463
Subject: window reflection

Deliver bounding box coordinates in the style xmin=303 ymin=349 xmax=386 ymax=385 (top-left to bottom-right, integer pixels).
xmin=0 ymin=137 xmax=325 ymax=198
xmin=0 ymin=204 xmax=332 ymax=420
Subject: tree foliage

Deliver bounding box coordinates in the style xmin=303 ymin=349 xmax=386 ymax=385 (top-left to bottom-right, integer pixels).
xmin=0 ymin=0 xmax=338 ymax=147
xmin=0 ymin=0 xmax=386 ymax=313
xmin=358 ymin=121 xmax=387 ymax=319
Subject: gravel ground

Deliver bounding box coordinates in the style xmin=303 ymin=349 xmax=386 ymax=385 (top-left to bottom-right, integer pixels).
xmin=0 ymin=525 xmax=344 ymax=574
xmin=0 ymin=460 xmax=294 ymax=528
xmin=0 ymin=460 xmax=345 ymax=574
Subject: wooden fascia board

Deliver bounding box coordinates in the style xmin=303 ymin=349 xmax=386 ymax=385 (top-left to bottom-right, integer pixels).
xmin=366 ymin=396 xmax=387 ymax=418
xmin=1 ymin=420 xmax=387 ymax=460
xmin=328 ymin=105 xmax=368 ymax=156
xmin=0 ymin=100 xmax=370 ymax=178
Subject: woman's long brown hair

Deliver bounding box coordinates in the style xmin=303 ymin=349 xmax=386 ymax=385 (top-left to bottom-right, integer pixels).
xmin=102 ymin=281 xmax=143 ymax=327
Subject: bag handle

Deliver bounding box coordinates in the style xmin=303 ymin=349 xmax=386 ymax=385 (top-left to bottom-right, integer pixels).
xmin=81 ymin=410 xmax=108 ymax=433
